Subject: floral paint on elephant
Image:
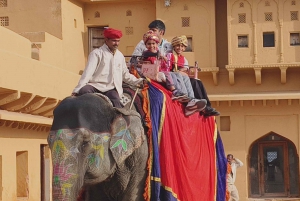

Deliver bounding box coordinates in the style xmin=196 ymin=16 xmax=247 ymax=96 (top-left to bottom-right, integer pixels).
xmin=110 ymin=115 xmax=143 ymax=165
xmin=48 ymin=128 xmax=111 ymax=201
xmin=111 ymin=115 xmax=135 ymax=152
xmin=88 ymin=132 xmax=110 ymax=168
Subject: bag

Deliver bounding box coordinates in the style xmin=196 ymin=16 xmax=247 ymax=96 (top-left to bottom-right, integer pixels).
xmin=141 ymin=60 xmax=160 ymax=80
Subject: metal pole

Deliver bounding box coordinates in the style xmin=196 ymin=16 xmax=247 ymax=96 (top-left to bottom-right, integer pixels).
xmin=129 ymin=87 xmax=139 ymax=110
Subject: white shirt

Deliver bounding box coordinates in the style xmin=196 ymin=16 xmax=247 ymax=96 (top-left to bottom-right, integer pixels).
xmin=227 ymin=158 xmax=243 ymax=185
xmin=73 ymin=43 xmax=143 ymax=98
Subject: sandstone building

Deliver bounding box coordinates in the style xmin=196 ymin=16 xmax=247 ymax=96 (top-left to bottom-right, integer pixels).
xmin=0 ymin=0 xmax=299 ymax=200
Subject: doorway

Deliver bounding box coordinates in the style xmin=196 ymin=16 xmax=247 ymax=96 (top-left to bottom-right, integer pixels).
xmin=259 ymin=142 xmax=287 ymax=196
xmin=249 ymin=133 xmax=299 ymax=198
xmin=88 ymin=26 xmax=107 ymax=54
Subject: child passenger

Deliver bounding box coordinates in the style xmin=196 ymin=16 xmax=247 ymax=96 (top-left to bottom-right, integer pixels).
xmin=167 ymin=35 xmax=219 ymax=117
xmin=141 ymin=31 xmax=207 ymax=116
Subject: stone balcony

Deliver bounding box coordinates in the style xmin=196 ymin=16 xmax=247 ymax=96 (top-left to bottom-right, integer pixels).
xmin=0 ymin=88 xmax=59 ymax=132
xmin=225 ymin=63 xmax=300 ymax=85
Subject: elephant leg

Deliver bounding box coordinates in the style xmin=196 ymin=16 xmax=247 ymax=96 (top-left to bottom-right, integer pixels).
xmin=121 ymin=140 xmax=148 ymax=201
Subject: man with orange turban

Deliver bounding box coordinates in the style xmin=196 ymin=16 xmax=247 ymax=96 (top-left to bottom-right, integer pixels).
xmin=72 ymin=28 xmax=144 ymax=108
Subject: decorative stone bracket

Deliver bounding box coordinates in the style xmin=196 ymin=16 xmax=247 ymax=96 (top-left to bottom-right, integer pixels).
xmin=225 ymin=64 xmax=300 ymax=85
xmin=198 ymin=67 xmax=219 ymax=85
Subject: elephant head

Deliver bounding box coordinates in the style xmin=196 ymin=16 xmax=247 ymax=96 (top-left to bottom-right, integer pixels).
xmin=47 ymin=93 xmax=148 ymax=201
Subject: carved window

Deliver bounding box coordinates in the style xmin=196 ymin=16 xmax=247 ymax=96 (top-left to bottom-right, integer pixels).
xmin=238 ymin=13 xmax=246 ymax=23
xmin=263 ymin=32 xmax=275 ymax=47
xmin=292 ymin=0 xmax=296 ymax=5
xmin=265 ymin=12 xmax=273 ymax=21
xmin=125 ymin=27 xmax=133 ymax=35
xmin=95 ymin=11 xmax=100 ymax=18
xmin=181 ymin=17 xmax=190 ymax=27
xmin=238 ymin=35 xmax=248 ymax=48
xmin=0 ymin=16 xmax=8 ymax=26
xmin=126 ymin=10 xmax=132 ymax=16
xmin=183 ymin=4 xmax=188 ymax=10
xmin=240 ymin=2 xmax=244 ymax=8
xmin=0 ymin=0 xmax=7 ymax=7
xmin=290 ymin=33 xmax=300 ymax=46
xmin=265 ymin=0 xmax=270 ymax=6
xmin=291 ymin=11 xmax=298 ymax=21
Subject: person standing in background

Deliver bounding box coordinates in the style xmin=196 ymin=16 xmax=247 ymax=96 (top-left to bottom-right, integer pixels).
xmin=227 ymin=154 xmax=243 ymax=201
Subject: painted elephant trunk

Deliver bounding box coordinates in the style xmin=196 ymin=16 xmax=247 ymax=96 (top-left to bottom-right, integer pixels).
xmin=48 ymin=129 xmax=86 ymax=200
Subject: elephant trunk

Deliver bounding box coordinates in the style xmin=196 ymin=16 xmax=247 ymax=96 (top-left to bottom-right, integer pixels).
xmin=51 ymin=153 xmax=86 ymax=201
xmin=48 ymin=129 xmax=88 ymax=201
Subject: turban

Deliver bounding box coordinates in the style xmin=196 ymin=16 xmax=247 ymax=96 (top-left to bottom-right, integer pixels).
xmin=103 ymin=28 xmax=123 ymax=39
xmin=143 ymin=30 xmax=160 ymax=44
xmin=171 ymin=35 xmax=188 ymax=47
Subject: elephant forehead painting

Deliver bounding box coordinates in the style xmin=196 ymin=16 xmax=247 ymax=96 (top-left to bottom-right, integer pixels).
xmin=48 ymin=93 xmax=148 ymax=201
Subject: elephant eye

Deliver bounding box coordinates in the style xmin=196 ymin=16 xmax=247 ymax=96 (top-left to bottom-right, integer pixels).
xmin=82 ymin=141 xmax=89 ymax=147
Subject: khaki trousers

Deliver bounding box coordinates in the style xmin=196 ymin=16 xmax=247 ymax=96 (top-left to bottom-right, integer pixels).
xmin=228 ymin=184 xmax=239 ymax=201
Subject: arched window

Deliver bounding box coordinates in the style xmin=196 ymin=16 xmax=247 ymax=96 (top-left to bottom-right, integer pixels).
xmin=95 ymin=11 xmax=100 ymax=18
xmin=126 ymin=10 xmax=132 ymax=16
xmin=240 ymin=2 xmax=244 ymax=8
xmin=265 ymin=0 xmax=270 ymax=6
xmin=248 ymin=132 xmax=299 ymax=198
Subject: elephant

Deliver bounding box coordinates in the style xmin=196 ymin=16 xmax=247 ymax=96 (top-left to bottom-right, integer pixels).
xmin=47 ymin=93 xmax=149 ymax=201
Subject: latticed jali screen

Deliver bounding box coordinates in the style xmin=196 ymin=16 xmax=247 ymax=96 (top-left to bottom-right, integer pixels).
xmin=0 ymin=16 xmax=9 ymax=26
xmin=265 ymin=12 xmax=273 ymax=21
xmin=239 ymin=13 xmax=246 ymax=23
xmin=181 ymin=17 xmax=190 ymax=27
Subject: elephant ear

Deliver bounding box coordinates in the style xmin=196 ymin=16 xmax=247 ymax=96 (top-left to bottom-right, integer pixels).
xmin=109 ymin=112 xmax=144 ymax=166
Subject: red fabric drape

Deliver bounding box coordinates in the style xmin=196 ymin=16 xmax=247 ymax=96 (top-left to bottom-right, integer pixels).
xmin=151 ymin=81 xmax=217 ymax=201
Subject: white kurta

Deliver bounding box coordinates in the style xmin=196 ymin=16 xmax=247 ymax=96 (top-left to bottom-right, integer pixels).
xmin=227 ymin=158 xmax=243 ymax=184
xmin=227 ymin=158 xmax=243 ymax=201
xmin=73 ymin=43 xmax=143 ymax=98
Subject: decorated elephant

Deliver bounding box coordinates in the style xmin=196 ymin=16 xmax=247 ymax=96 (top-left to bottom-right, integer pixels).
xmin=47 ymin=93 xmax=148 ymax=201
